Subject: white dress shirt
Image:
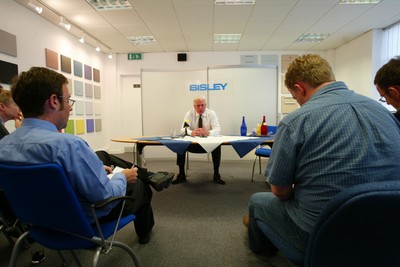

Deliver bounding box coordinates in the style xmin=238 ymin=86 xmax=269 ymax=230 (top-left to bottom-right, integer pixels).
xmin=180 ymin=108 xmax=221 ymax=136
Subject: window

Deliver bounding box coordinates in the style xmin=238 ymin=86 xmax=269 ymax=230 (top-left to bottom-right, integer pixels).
xmin=382 ymin=21 xmax=400 ymax=63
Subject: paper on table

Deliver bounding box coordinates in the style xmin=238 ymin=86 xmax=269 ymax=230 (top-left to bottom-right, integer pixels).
xmin=107 ymin=166 xmax=124 ymax=179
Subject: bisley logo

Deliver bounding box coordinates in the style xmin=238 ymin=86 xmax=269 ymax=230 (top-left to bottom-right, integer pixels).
xmin=189 ymin=83 xmax=228 ymax=91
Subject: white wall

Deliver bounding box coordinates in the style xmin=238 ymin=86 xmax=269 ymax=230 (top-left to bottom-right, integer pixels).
xmin=2 ymin=0 xmax=388 ymax=159
xmin=1 ymin=0 xmax=112 ymax=151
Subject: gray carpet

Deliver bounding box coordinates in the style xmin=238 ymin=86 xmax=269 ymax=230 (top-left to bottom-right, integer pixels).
xmin=0 ymin=154 xmax=296 ymax=267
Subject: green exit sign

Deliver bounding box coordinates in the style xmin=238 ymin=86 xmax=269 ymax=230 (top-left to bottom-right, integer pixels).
xmin=128 ymin=53 xmax=142 ymax=60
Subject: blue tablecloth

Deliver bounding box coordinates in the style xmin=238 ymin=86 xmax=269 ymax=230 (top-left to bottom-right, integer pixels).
xmin=230 ymin=136 xmax=273 ymax=158
xmin=137 ymin=136 xmax=273 ymax=157
xmin=137 ymin=136 xmax=191 ymax=155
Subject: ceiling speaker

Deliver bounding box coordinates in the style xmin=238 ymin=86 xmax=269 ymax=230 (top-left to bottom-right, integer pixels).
xmin=177 ymin=53 xmax=187 ymax=62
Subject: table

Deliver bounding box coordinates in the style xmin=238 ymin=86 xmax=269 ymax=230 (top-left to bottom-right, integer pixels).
xmin=111 ymin=135 xmax=274 ymax=167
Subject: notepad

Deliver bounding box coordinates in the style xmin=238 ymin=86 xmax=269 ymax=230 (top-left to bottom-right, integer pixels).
xmin=107 ymin=166 xmax=124 ymax=179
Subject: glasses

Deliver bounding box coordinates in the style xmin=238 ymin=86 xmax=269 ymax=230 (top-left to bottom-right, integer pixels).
xmin=58 ymin=96 xmax=75 ymax=107
xmin=379 ymin=93 xmax=387 ymax=103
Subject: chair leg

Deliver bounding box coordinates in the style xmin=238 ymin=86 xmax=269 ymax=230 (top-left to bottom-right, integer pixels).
xmin=251 ymin=156 xmax=258 ymax=182
xmin=113 ymin=241 xmax=140 ymax=267
xmin=186 ymin=153 xmax=189 ymax=172
xmin=8 ymin=231 xmax=30 ymax=267
xmin=92 ymin=247 xmax=102 ymax=267
xmin=258 ymin=156 xmax=262 ymax=174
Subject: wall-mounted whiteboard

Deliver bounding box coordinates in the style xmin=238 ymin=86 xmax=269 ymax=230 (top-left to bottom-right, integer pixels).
xmin=141 ymin=65 xmax=277 ymax=159
xmin=208 ymin=66 xmax=277 ymax=135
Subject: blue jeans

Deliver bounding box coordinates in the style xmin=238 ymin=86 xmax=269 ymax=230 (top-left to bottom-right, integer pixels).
xmin=248 ymin=192 xmax=309 ymax=254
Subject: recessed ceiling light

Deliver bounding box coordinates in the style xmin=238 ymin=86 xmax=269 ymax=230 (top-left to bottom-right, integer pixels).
xmin=215 ymin=0 xmax=256 ymax=5
xmin=86 ymin=0 xmax=133 ymax=10
xmin=128 ymin=36 xmax=157 ymax=46
xmin=214 ymin=34 xmax=242 ymax=44
xmin=339 ymin=0 xmax=381 ymax=4
xmin=295 ymin=33 xmax=330 ymax=43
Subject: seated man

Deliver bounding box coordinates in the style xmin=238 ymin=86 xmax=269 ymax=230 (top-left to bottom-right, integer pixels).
xmin=172 ymin=96 xmax=225 ymax=185
xmin=0 ymin=67 xmax=171 ymax=245
xmin=0 ymin=85 xmax=22 ymax=139
xmin=374 ymin=56 xmax=400 ymax=121
xmin=246 ymin=54 xmax=400 ymax=259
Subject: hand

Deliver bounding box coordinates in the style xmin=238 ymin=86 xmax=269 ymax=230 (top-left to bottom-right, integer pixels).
xmin=192 ymin=127 xmax=209 ymax=137
xmin=104 ymin=165 xmax=113 ymax=174
xmin=122 ymin=166 xmax=138 ymax=184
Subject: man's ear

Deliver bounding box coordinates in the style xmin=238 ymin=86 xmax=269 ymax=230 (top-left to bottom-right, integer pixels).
xmin=47 ymin=94 xmax=60 ymax=110
xmin=389 ymin=86 xmax=400 ymax=99
xmin=293 ymin=83 xmax=306 ymax=97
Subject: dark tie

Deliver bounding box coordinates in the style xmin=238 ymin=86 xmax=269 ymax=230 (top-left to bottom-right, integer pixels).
xmin=198 ymin=115 xmax=203 ymax=128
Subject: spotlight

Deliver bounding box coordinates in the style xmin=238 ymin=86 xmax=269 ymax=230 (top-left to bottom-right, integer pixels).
xmin=27 ymin=1 xmax=43 ymax=14
xmin=59 ymin=17 xmax=71 ymax=31
xmin=108 ymin=53 xmax=113 ymax=59
xmin=95 ymin=45 xmax=101 ymax=52
xmin=79 ymin=34 xmax=85 ymax=44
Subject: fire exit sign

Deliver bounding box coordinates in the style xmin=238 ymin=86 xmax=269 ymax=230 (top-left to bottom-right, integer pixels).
xmin=128 ymin=53 xmax=142 ymax=60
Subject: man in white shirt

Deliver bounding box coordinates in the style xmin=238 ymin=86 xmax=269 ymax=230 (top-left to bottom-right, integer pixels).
xmin=172 ymin=96 xmax=225 ymax=185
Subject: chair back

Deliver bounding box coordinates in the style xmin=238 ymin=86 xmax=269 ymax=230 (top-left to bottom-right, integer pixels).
xmin=0 ymin=163 xmax=95 ymax=241
xmin=267 ymin=125 xmax=278 ymax=135
xmin=305 ymin=181 xmax=400 ymax=267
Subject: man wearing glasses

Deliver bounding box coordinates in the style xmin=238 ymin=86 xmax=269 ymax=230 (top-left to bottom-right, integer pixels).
xmin=374 ymin=56 xmax=400 ymax=122
xmin=0 ymin=67 xmax=155 ymax=244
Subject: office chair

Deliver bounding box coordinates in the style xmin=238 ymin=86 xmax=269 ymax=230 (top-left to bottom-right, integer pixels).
xmin=256 ymin=180 xmax=400 ymax=267
xmin=251 ymin=125 xmax=278 ymax=182
xmin=0 ymin=163 xmax=140 ymax=267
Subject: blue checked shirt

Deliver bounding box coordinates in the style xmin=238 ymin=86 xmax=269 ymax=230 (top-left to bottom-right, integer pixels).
xmin=266 ymin=81 xmax=400 ymax=233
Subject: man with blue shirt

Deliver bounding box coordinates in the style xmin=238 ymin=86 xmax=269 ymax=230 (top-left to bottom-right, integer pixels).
xmin=246 ymin=54 xmax=400 ymax=258
xmin=0 ymin=67 xmax=154 ymax=244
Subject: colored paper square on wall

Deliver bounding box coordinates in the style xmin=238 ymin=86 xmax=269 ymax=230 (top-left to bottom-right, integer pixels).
xmin=84 ymin=64 xmax=92 ymax=80
xmin=67 ymin=78 xmax=72 ymax=94
xmin=45 ymin=48 xmax=58 ymax=70
xmin=85 ymin=83 xmax=93 ymax=98
xmin=64 ymin=119 xmax=75 ymax=134
xmin=75 ymin=100 xmax=84 ymax=115
xmin=76 ymin=119 xmax=85 ymax=135
xmin=86 ymin=119 xmax=94 ymax=133
xmin=85 ymin=101 xmax=93 ymax=115
xmin=94 ymin=85 xmax=101 ymax=99
xmin=94 ymin=102 xmax=101 ymax=115
xmin=74 ymin=80 xmax=83 ymax=96
xmin=73 ymin=60 xmax=83 ymax=77
xmin=60 ymin=55 xmax=72 ymax=74
xmin=93 ymin=68 xmax=100 ymax=82
xmin=95 ymin=119 xmax=102 ymax=132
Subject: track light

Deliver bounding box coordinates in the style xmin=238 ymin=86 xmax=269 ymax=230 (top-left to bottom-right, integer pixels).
xmin=79 ymin=34 xmax=85 ymax=44
xmin=95 ymin=44 xmax=101 ymax=52
xmin=108 ymin=52 xmax=113 ymax=59
xmin=59 ymin=17 xmax=71 ymax=31
xmin=27 ymin=1 xmax=43 ymax=14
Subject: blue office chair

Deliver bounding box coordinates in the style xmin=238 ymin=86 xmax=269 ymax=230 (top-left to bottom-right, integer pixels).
xmin=251 ymin=125 xmax=278 ymax=182
xmin=256 ymin=180 xmax=400 ymax=267
xmin=0 ymin=163 xmax=140 ymax=267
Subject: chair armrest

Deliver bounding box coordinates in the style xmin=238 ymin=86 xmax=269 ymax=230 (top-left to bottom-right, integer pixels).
xmin=93 ymin=196 xmax=135 ymax=209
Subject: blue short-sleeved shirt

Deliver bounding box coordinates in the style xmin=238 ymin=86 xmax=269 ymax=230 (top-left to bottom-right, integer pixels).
xmin=266 ymin=81 xmax=400 ymax=233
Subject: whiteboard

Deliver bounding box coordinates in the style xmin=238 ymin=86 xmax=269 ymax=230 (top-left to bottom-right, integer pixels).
xmin=141 ymin=65 xmax=277 ymax=158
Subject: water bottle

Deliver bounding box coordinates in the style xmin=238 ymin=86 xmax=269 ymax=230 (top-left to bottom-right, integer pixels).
xmin=240 ymin=116 xmax=247 ymax=136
